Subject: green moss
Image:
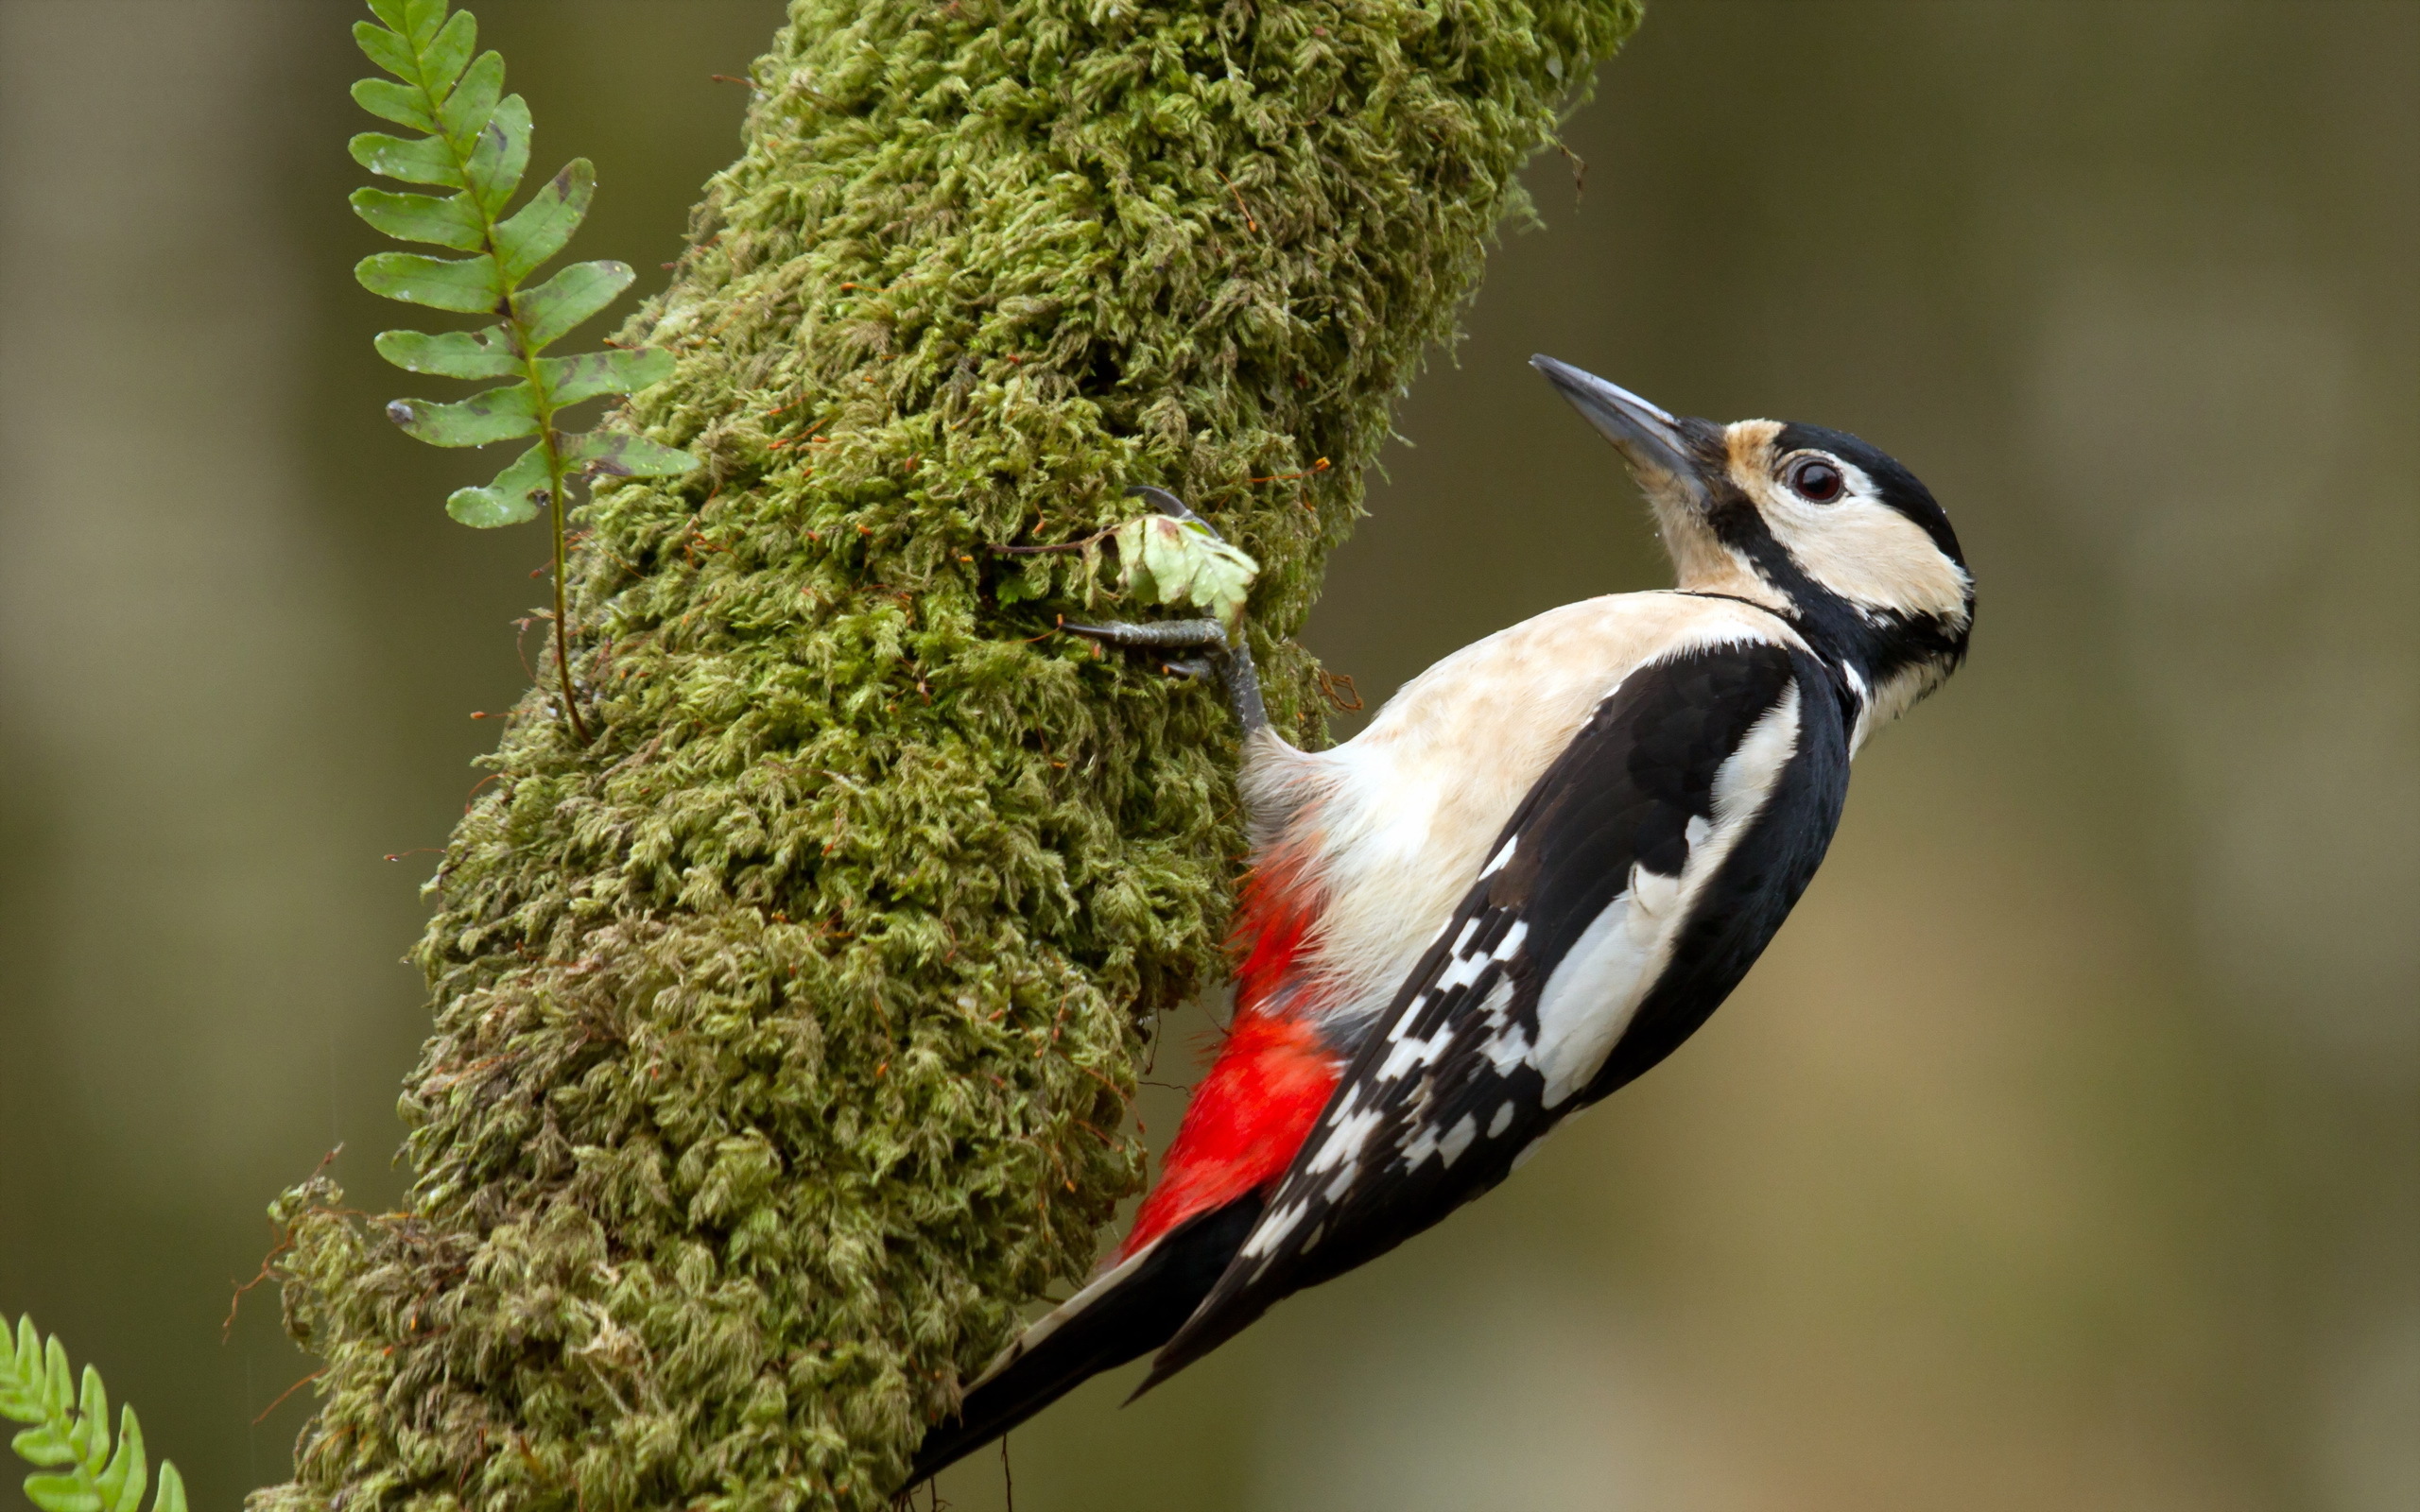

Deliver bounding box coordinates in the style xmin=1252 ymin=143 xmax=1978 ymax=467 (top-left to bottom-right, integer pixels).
xmin=256 ymin=1 xmax=1640 ymax=1506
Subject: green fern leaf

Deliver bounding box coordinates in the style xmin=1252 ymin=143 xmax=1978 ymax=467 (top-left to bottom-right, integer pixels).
xmin=349 ymin=77 xmax=435 ymax=131
xmin=350 ymin=186 xmax=485 ymax=250
xmin=356 ymin=249 xmax=505 ymax=313
xmin=510 ymin=259 xmax=633 ymax=348
xmin=372 ymin=326 xmax=520 ymax=380
xmin=92 ymin=1408 xmax=144 ymax=1512
xmin=347 ymin=129 xmax=461 ymax=187
xmin=387 ymin=383 xmax=541 ymax=447
xmin=493 ymin=161 xmax=594 ymax=281
xmin=348 ymin=24 xmax=424 ymax=92
xmin=349 ymin=0 xmax=697 ymax=740
xmin=562 ymin=429 xmax=700 ymax=478
xmin=538 ymin=347 xmax=672 ymax=408
xmin=435 ymin=50 xmax=505 ymax=146
xmin=1 ymin=1317 xmax=186 ymax=1512
xmin=446 ymin=443 xmax=551 ymax=527
xmin=462 ymin=94 xmax=533 ymax=214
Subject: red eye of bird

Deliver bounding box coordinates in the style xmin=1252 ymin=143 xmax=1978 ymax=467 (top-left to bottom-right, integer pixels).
xmin=1787 ymin=456 xmax=1844 ymax=503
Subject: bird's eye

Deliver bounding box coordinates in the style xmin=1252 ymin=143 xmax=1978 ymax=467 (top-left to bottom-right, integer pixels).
xmin=1786 ymin=455 xmax=1844 ymax=503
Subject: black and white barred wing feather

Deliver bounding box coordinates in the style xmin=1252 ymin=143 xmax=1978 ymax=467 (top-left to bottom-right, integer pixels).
xmin=1142 ymin=638 xmax=1831 ymax=1387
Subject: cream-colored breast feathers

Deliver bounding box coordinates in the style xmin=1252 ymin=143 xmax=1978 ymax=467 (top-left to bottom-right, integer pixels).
xmin=1239 ymin=592 xmax=1806 ymax=1035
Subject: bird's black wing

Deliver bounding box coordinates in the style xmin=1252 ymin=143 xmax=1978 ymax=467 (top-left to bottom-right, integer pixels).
xmin=1139 ymin=637 xmax=1847 ymax=1389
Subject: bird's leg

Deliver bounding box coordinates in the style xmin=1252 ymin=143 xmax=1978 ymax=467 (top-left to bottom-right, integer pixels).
xmin=1063 ymin=616 xmax=1267 ymax=735
xmin=1063 ymin=486 xmax=1268 ymax=735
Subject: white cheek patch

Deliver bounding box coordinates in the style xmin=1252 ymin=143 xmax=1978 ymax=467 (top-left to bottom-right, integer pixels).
xmin=1764 ymin=488 xmax=1970 ymax=624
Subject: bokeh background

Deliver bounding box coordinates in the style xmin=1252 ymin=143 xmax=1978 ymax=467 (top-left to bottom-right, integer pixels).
xmin=1 ymin=2 xmax=2411 ymax=1508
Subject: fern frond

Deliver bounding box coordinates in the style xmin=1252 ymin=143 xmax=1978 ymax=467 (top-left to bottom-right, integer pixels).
xmin=0 ymin=1316 xmax=188 ymax=1512
xmin=349 ymin=0 xmax=695 ymax=743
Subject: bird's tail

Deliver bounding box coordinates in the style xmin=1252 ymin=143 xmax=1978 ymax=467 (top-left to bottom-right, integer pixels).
xmin=900 ymin=1194 xmax=1264 ymax=1488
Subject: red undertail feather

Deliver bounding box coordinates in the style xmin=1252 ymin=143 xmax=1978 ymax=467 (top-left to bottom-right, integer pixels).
xmin=1115 ymin=859 xmax=1339 ymax=1262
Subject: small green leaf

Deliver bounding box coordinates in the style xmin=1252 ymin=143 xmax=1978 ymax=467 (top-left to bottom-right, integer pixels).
xmin=417 ymin=9 xmax=477 ymax=100
xmin=68 ymin=1368 xmax=105 ymax=1466
xmin=364 ymin=0 xmax=412 ymax=30
xmin=356 ymin=250 xmax=504 ymax=314
xmin=11 ymin=1423 xmax=73 ymax=1467
xmin=5 ymin=1317 xmax=182 ymax=1512
xmin=348 ymin=129 xmax=460 ymax=188
xmin=23 ymin=1469 xmax=100 ymax=1512
xmin=43 ymin=1342 xmax=69 ymax=1416
xmin=512 ymin=260 xmax=634 ymax=351
xmin=445 ymin=443 xmax=550 ymax=526
xmin=350 ymin=77 xmax=433 ymax=131
xmin=537 ymin=347 xmax=672 ymax=408
xmin=373 ymin=326 xmax=519 ymax=380
xmin=95 ymin=1410 xmax=141 ymax=1512
xmin=5 ymin=1318 xmax=38 ymax=1418
xmin=493 ymin=160 xmax=594 ymax=282
xmin=387 ymin=384 xmax=540 ymax=447
xmin=1112 ymin=513 xmax=1259 ymax=630
xmin=563 ymin=430 xmax=700 ymax=478
xmin=436 ymin=50 xmax=504 ymax=151
xmin=350 ymin=187 xmax=483 ymax=250
xmin=352 ymin=20 xmax=415 ymax=82
xmin=464 ymin=94 xmax=532 ymax=216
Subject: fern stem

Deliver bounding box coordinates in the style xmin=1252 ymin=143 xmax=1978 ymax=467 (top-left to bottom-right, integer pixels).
xmin=390 ymin=33 xmax=591 ymax=746
xmin=539 ymin=436 xmax=590 ymax=744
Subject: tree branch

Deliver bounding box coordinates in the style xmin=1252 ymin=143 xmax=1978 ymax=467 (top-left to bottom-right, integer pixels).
xmin=254 ymin=1 xmax=1642 ymax=1506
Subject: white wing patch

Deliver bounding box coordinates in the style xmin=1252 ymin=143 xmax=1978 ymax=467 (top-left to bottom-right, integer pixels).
xmin=1530 ymin=681 xmax=1801 ymax=1106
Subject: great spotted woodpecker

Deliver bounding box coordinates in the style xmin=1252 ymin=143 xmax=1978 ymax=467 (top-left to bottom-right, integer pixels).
xmin=908 ymin=356 xmax=1974 ymax=1483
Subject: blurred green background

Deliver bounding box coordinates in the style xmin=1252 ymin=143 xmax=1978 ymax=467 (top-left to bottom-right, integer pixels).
xmin=1 ymin=2 xmax=2411 ymax=1508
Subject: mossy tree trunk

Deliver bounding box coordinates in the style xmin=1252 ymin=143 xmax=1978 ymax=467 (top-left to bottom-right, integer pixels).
xmin=258 ymin=1 xmax=1639 ymax=1506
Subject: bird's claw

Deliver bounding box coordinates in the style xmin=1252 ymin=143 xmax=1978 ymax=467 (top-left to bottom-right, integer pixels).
xmin=1062 ymin=488 xmax=1267 ymax=732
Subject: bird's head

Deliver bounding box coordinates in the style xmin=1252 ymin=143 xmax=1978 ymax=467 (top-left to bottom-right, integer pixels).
xmin=1532 ymin=354 xmax=1974 ymax=728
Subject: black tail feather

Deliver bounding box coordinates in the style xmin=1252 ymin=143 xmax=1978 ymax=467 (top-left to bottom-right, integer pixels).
xmin=900 ymin=1194 xmax=1263 ymax=1488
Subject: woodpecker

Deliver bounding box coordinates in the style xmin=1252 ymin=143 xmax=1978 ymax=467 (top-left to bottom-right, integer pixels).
xmin=907 ymin=355 xmax=1974 ymax=1484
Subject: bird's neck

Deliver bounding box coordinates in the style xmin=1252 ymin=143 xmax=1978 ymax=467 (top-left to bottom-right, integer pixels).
xmin=1672 ymin=558 xmax=1962 ymax=749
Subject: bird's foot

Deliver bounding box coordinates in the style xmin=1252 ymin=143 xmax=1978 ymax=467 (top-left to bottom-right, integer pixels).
xmin=1063 ymin=487 xmax=1268 ymax=733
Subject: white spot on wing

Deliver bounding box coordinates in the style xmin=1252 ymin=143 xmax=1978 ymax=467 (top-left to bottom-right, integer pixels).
xmin=1487 ymin=1102 xmax=1515 ymax=1138
xmin=1439 ymin=1113 xmax=1478 ymax=1167
xmin=1495 ymin=919 xmax=1529 ymax=965
xmin=1244 ymin=1197 xmax=1313 ymax=1259
xmin=1376 ymin=1032 xmax=1444 ymax=1081
xmin=1478 ymin=834 xmax=1518 ymax=879
xmin=1308 ymin=1103 xmax=1382 ymax=1173
xmin=1479 ymin=1022 xmax=1533 ymax=1077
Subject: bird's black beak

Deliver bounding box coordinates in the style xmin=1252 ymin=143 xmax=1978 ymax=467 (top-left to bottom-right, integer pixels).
xmin=1529 ymin=355 xmax=1708 ymax=506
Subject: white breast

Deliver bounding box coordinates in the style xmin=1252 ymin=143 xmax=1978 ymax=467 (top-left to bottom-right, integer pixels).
xmin=1240 ymin=592 xmax=1806 ymax=1040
